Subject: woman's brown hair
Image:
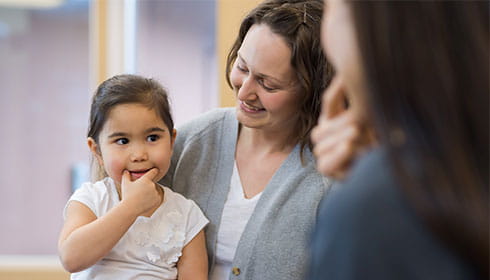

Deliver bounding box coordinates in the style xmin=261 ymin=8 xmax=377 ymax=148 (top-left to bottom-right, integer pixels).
xmin=350 ymin=1 xmax=488 ymax=276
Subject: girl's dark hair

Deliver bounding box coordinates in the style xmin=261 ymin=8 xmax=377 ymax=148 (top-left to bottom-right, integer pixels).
xmin=226 ymin=0 xmax=334 ymax=156
xmin=351 ymin=1 xmax=488 ymax=276
xmin=88 ymin=74 xmax=174 ymax=143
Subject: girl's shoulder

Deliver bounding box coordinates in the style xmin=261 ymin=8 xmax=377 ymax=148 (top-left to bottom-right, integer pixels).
xmin=160 ymin=186 xmax=201 ymax=212
xmin=67 ymin=177 xmax=119 ymax=218
xmin=74 ymin=177 xmax=116 ymax=198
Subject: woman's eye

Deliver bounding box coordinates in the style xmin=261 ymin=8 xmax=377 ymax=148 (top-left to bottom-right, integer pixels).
xmin=263 ymin=84 xmax=275 ymax=91
xmin=236 ymin=63 xmax=248 ymax=73
xmin=116 ymin=138 xmax=129 ymax=145
xmin=147 ymin=135 xmax=160 ymax=142
xmin=258 ymin=79 xmax=276 ymax=91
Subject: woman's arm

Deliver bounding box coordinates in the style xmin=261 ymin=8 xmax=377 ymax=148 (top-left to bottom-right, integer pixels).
xmin=177 ymin=230 xmax=208 ymax=280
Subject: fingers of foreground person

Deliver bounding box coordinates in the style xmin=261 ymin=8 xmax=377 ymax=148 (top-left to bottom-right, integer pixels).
xmin=321 ymin=76 xmax=348 ymax=120
xmin=312 ymin=113 xmax=361 ymax=179
xmin=312 ymin=76 xmax=368 ymax=179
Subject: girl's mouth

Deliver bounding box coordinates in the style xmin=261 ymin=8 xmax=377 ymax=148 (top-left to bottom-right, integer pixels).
xmin=129 ymin=168 xmax=152 ymax=180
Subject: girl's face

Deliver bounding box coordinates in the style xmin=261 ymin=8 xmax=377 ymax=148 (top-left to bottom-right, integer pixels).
xmin=88 ymin=103 xmax=176 ymax=190
xmin=322 ymin=0 xmax=367 ymax=109
xmin=229 ymin=24 xmax=301 ymax=133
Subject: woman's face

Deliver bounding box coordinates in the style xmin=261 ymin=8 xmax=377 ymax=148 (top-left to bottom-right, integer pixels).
xmin=229 ymin=24 xmax=301 ymax=133
xmin=322 ymin=0 xmax=366 ymax=107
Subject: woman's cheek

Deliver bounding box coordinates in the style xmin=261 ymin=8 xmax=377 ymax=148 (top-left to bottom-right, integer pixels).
xmin=229 ymin=67 xmax=243 ymax=91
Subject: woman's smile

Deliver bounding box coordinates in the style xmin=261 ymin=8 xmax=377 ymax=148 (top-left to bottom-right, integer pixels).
xmin=240 ymin=101 xmax=265 ymax=113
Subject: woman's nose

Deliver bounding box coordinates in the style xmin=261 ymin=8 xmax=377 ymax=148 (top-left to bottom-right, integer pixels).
xmin=237 ymin=75 xmax=257 ymax=101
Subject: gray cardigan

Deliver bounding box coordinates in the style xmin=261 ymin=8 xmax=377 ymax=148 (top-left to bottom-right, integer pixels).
xmin=161 ymin=108 xmax=330 ymax=280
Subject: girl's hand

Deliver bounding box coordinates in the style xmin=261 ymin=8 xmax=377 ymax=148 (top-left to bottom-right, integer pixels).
xmin=311 ymin=76 xmax=375 ymax=179
xmin=120 ymin=168 xmax=161 ymax=216
xmin=59 ymin=169 xmax=161 ymax=272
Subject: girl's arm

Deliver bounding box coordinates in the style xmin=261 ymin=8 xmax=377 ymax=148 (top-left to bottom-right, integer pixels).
xmin=58 ymin=169 xmax=161 ymax=273
xmin=177 ymin=230 xmax=208 ymax=280
xmin=58 ymin=200 xmax=140 ymax=272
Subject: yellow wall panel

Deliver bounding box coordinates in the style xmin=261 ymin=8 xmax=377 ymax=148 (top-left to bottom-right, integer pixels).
xmin=217 ymin=0 xmax=261 ymax=107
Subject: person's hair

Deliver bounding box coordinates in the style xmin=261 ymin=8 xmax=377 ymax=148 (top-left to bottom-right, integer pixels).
xmin=226 ymin=0 xmax=334 ymax=156
xmin=350 ymin=1 xmax=488 ymax=276
xmin=87 ymin=74 xmax=174 ymax=180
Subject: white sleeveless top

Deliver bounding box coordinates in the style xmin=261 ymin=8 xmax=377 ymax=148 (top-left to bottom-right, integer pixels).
xmin=210 ymin=162 xmax=262 ymax=280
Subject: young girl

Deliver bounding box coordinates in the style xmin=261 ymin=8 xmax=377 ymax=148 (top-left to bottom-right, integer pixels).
xmin=58 ymin=74 xmax=209 ymax=280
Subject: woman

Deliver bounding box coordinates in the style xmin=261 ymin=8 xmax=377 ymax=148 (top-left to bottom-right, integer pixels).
xmin=309 ymin=0 xmax=488 ymax=279
xmin=161 ymin=0 xmax=334 ymax=279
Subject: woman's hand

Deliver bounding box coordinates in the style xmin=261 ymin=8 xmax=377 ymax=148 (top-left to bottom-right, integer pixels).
xmin=311 ymin=77 xmax=375 ymax=179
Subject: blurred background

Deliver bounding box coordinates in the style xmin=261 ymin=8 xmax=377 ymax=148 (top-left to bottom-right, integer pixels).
xmin=0 ymin=0 xmax=259 ymax=278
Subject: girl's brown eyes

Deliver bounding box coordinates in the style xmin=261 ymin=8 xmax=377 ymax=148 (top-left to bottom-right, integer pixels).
xmin=115 ymin=138 xmax=129 ymax=145
xmin=147 ymin=135 xmax=160 ymax=142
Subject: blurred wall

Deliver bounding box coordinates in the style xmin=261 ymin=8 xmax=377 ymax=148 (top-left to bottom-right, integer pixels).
xmin=135 ymin=0 xmax=217 ymax=126
xmin=217 ymin=0 xmax=261 ymax=107
xmin=0 ymin=3 xmax=90 ymax=254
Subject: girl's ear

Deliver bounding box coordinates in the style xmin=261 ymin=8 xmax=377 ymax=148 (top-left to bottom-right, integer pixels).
xmin=87 ymin=137 xmax=103 ymax=166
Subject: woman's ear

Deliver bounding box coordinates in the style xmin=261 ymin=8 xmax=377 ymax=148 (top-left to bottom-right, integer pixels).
xmin=87 ymin=137 xmax=103 ymax=166
xmin=171 ymin=129 xmax=177 ymax=146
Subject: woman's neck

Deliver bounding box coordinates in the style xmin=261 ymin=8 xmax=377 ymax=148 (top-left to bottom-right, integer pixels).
xmin=237 ymin=125 xmax=297 ymax=155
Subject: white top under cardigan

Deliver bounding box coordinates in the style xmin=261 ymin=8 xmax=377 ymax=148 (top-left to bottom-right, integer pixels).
xmin=64 ymin=177 xmax=209 ymax=280
xmin=161 ymin=108 xmax=332 ymax=280
xmin=210 ymin=161 xmax=262 ymax=280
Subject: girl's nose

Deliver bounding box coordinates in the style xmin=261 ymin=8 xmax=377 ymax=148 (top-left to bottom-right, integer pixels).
xmin=130 ymin=146 xmax=148 ymax=162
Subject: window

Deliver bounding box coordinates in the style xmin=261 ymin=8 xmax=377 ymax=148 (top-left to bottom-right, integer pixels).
xmin=0 ymin=0 xmax=217 ymax=256
xmin=0 ymin=0 xmax=90 ymax=254
xmin=134 ymin=0 xmax=218 ymax=126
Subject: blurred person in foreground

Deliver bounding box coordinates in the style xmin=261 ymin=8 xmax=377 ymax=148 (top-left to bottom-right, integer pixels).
xmin=309 ymin=0 xmax=489 ymax=279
